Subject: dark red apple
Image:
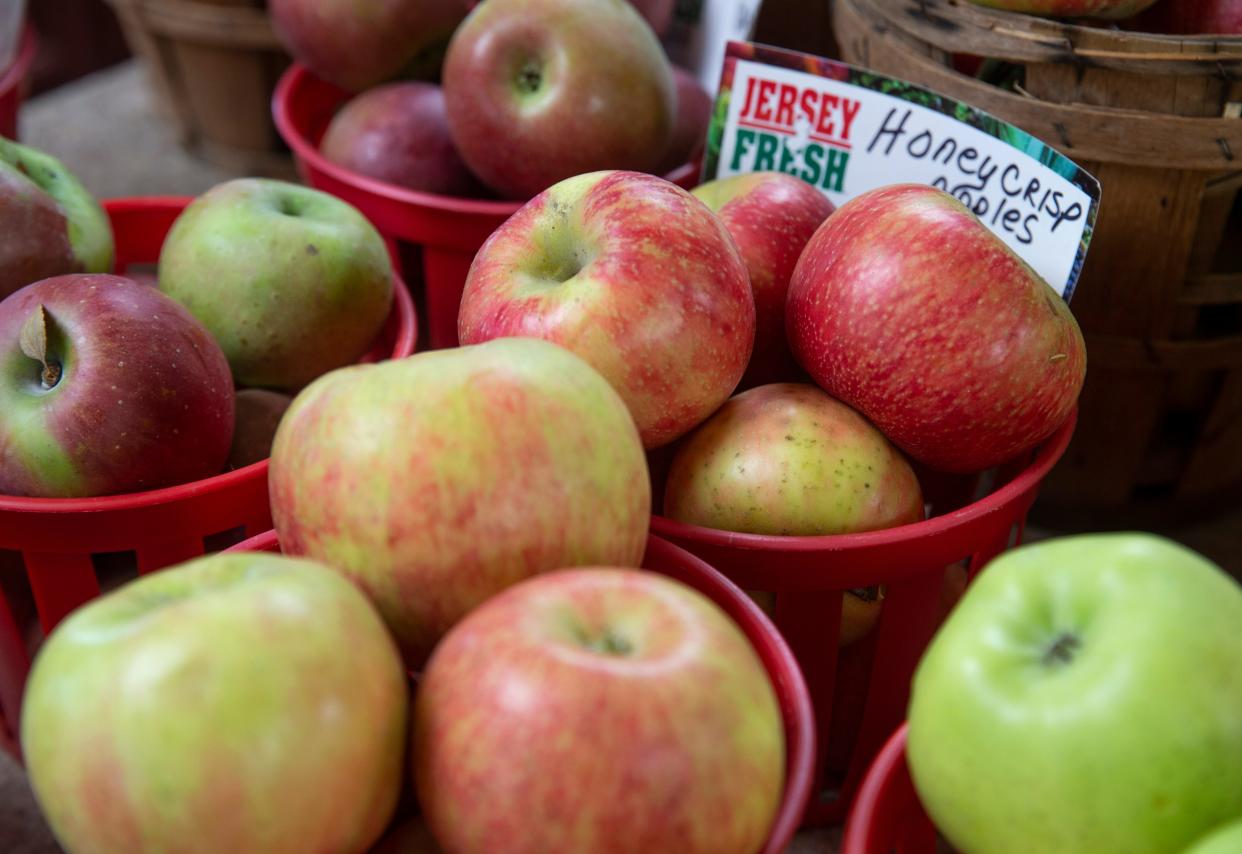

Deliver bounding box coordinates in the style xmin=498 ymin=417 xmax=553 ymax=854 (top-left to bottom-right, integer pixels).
xmin=320 ymin=82 xmax=487 ymax=197
xmin=786 ymin=184 xmax=1085 ymax=473
xmin=1133 ymin=0 xmax=1242 ymax=33
xmin=693 ymin=173 xmax=835 ymax=387
xmin=269 ymin=0 xmax=472 ymax=92
xmin=0 ymin=274 xmax=234 ymax=498
xmin=226 ymin=389 xmax=293 ymax=470
xmin=658 ymin=66 xmax=715 ymax=176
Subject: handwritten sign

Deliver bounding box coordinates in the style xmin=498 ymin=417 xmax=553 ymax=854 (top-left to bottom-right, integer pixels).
xmin=704 ymin=43 xmax=1102 ymax=300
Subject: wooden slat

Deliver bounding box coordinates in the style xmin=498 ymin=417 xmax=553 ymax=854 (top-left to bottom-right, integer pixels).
xmin=1085 ymin=333 xmax=1242 ymax=372
xmin=1178 ymin=371 xmax=1242 ymax=498
xmin=1179 ymin=273 xmax=1242 ymax=306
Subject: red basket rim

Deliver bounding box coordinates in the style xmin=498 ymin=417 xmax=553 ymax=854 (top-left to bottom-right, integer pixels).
xmin=650 ymin=407 xmax=1076 ymax=554
xmin=841 ymin=723 xmax=912 ymax=854
xmin=0 ymin=24 xmax=35 ymax=98
xmin=0 ymin=195 xmax=417 ymax=515
xmin=271 ymin=62 xmax=701 ymax=217
xmin=227 ymin=529 xmax=817 ymax=854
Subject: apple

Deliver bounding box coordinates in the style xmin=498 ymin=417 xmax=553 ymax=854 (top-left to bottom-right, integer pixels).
xmin=320 ymin=82 xmax=487 ymax=198
xmin=1185 ymin=819 xmax=1242 ymax=854
xmin=459 ymin=170 xmax=754 ymax=449
xmin=786 ymin=184 xmax=1085 ymax=473
xmin=269 ymin=0 xmax=472 ymax=92
xmin=413 ymin=567 xmax=785 ymax=854
xmin=270 ymin=336 xmax=651 ymax=665
xmin=967 ymin=0 xmax=1159 ymax=16
xmin=157 ymin=178 xmax=394 ymax=391
xmin=747 ymin=586 xmax=883 ymax=647
xmin=663 ymin=383 xmax=924 ymax=536
xmin=0 ymin=274 xmax=234 ymax=498
xmin=630 ymin=0 xmax=675 ymax=34
xmin=658 ymin=66 xmax=715 ymax=175
xmin=907 ymin=533 xmax=1242 ymax=854
xmin=21 ymin=550 xmax=409 ymax=854
xmin=0 ymin=137 xmax=113 ymax=300
xmin=1134 ymin=0 xmax=1242 ymax=34
xmin=692 ymin=174 xmax=835 ymax=387
xmin=442 ymin=0 xmax=675 ymax=199
xmin=226 ymin=388 xmax=293 ymax=470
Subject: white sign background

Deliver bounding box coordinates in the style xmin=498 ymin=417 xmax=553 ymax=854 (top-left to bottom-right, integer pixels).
xmin=715 ymin=59 xmax=1098 ymax=298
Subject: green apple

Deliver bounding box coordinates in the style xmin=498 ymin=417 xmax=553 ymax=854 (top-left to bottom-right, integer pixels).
xmin=908 ymin=533 xmax=1242 ymax=854
xmin=1185 ymin=818 xmax=1242 ymax=854
xmin=21 ymin=551 xmax=409 ymax=854
xmin=0 ymin=137 xmax=113 ymax=300
xmin=157 ymin=178 xmax=393 ymax=390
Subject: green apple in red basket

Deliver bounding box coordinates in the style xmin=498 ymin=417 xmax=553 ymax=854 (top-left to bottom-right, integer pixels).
xmin=0 ymin=137 xmax=113 ymax=300
xmin=907 ymin=533 xmax=1242 ymax=854
xmin=320 ymin=82 xmax=488 ymax=198
xmin=413 ymin=568 xmax=784 ymax=854
xmin=787 ymin=184 xmax=1084 ymax=473
xmin=157 ymin=178 xmax=393 ymax=391
xmin=269 ymin=0 xmax=472 ymax=92
xmin=693 ymin=173 xmax=835 ymax=388
xmin=663 ymin=383 xmax=923 ymax=646
xmin=0 ymin=274 xmax=234 ymax=498
xmin=21 ymin=550 xmax=408 ymax=854
xmin=269 ymin=336 xmax=651 ymax=665
xmin=442 ymin=0 xmax=675 ymax=199
xmin=458 ymin=170 xmax=755 ymax=449
xmin=967 ymin=0 xmax=1158 ymax=16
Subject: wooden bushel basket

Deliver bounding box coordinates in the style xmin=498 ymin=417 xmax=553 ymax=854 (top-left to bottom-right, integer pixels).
xmin=833 ymin=0 xmax=1242 ymax=524
xmin=105 ymin=0 xmax=294 ymax=177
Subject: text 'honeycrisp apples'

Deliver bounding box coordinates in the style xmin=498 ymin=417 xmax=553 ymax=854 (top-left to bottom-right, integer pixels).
xmin=704 ymin=42 xmax=1101 ymax=300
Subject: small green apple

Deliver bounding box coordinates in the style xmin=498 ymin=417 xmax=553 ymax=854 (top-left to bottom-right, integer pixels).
xmin=21 ymin=551 xmax=409 ymax=854
xmin=157 ymin=178 xmax=393 ymax=390
xmin=0 ymin=137 xmax=113 ymax=299
xmin=908 ymin=533 xmax=1242 ymax=854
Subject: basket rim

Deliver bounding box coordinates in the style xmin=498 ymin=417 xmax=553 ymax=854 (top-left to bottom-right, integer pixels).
xmin=0 ymin=195 xmax=417 ymax=516
xmin=841 ymin=722 xmax=913 ymax=854
xmin=650 ymin=406 xmax=1076 ymax=554
xmin=228 ymin=529 xmax=818 ymax=854
xmin=271 ymin=62 xmax=702 ymax=219
xmin=0 ymin=23 xmax=36 ymax=97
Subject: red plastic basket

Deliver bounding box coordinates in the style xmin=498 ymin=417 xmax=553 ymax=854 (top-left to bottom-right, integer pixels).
xmin=0 ymin=197 xmax=417 ymax=760
xmin=0 ymin=24 xmax=35 ymax=140
xmin=648 ymin=411 xmax=1076 ymax=824
xmin=842 ymin=724 xmax=937 ymax=854
xmin=230 ymin=529 xmax=816 ymax=854
xmin=272 ymin=63 xmax=702 ymax=350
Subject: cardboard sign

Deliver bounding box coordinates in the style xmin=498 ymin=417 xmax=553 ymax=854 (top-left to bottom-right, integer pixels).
xmin=703 ymin=42 xmax=1102 ymax=301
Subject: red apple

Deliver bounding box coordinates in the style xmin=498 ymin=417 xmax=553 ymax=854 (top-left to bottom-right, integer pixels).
xmin=226 ymin=389 xmax=293 ymax=470
xmin=658 ymin=66 xmax=715 ymax=175
xmin=269 ymin=336 xmax=651 ymax=665
xmin=630 ymin=0 xmax=675 ymax=34
xmin=320 ymin=82 xmax=487 ymax=197
xmin=692 ymin=174 xmax=835 ymax=387
xmin=1133 ymin=0 xmax=1242 ymax=33
xmin=787 ymin=184 xmax=1085 ymax=473
xmin=967 ymin=0 xmax=1158 ymax=16
xmin=442 ymin=0 xmax=675 ymax=199
xmin=458 ymin=170 xmax=755 ymax=449
xmin=413 ymin=568 xmax=785 ymax=854
xmin=0 ymin=274 xmax=234 ymax=498
xmin=269 ymin=0 xmax=472 ymax=92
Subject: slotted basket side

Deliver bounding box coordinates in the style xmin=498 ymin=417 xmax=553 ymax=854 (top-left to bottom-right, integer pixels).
xmin=105 ymin=0 xmax=294 ymax=177
xmin=834 ymin=0 xmax=1242 ymax=521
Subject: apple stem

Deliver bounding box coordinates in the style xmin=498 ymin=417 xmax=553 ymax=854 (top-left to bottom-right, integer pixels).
xmin=1042 ymin=632 xmax=1081 ymax=667
xmin=517 ymin=60 xmax=543 ymax=94
xmin=19 ymin=305 xmax=62 ymax=390
xmin=582 ymin=630 xmax=633 ymax=657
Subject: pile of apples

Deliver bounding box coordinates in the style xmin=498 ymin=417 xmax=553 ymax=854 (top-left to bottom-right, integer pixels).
xmin=271 ymin=0 xmax=714 ymax=200
xmin=0 ymin=137 xmax=397 ymax=498
xmin=973 ymin=0 xmax=1241 ymax=34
